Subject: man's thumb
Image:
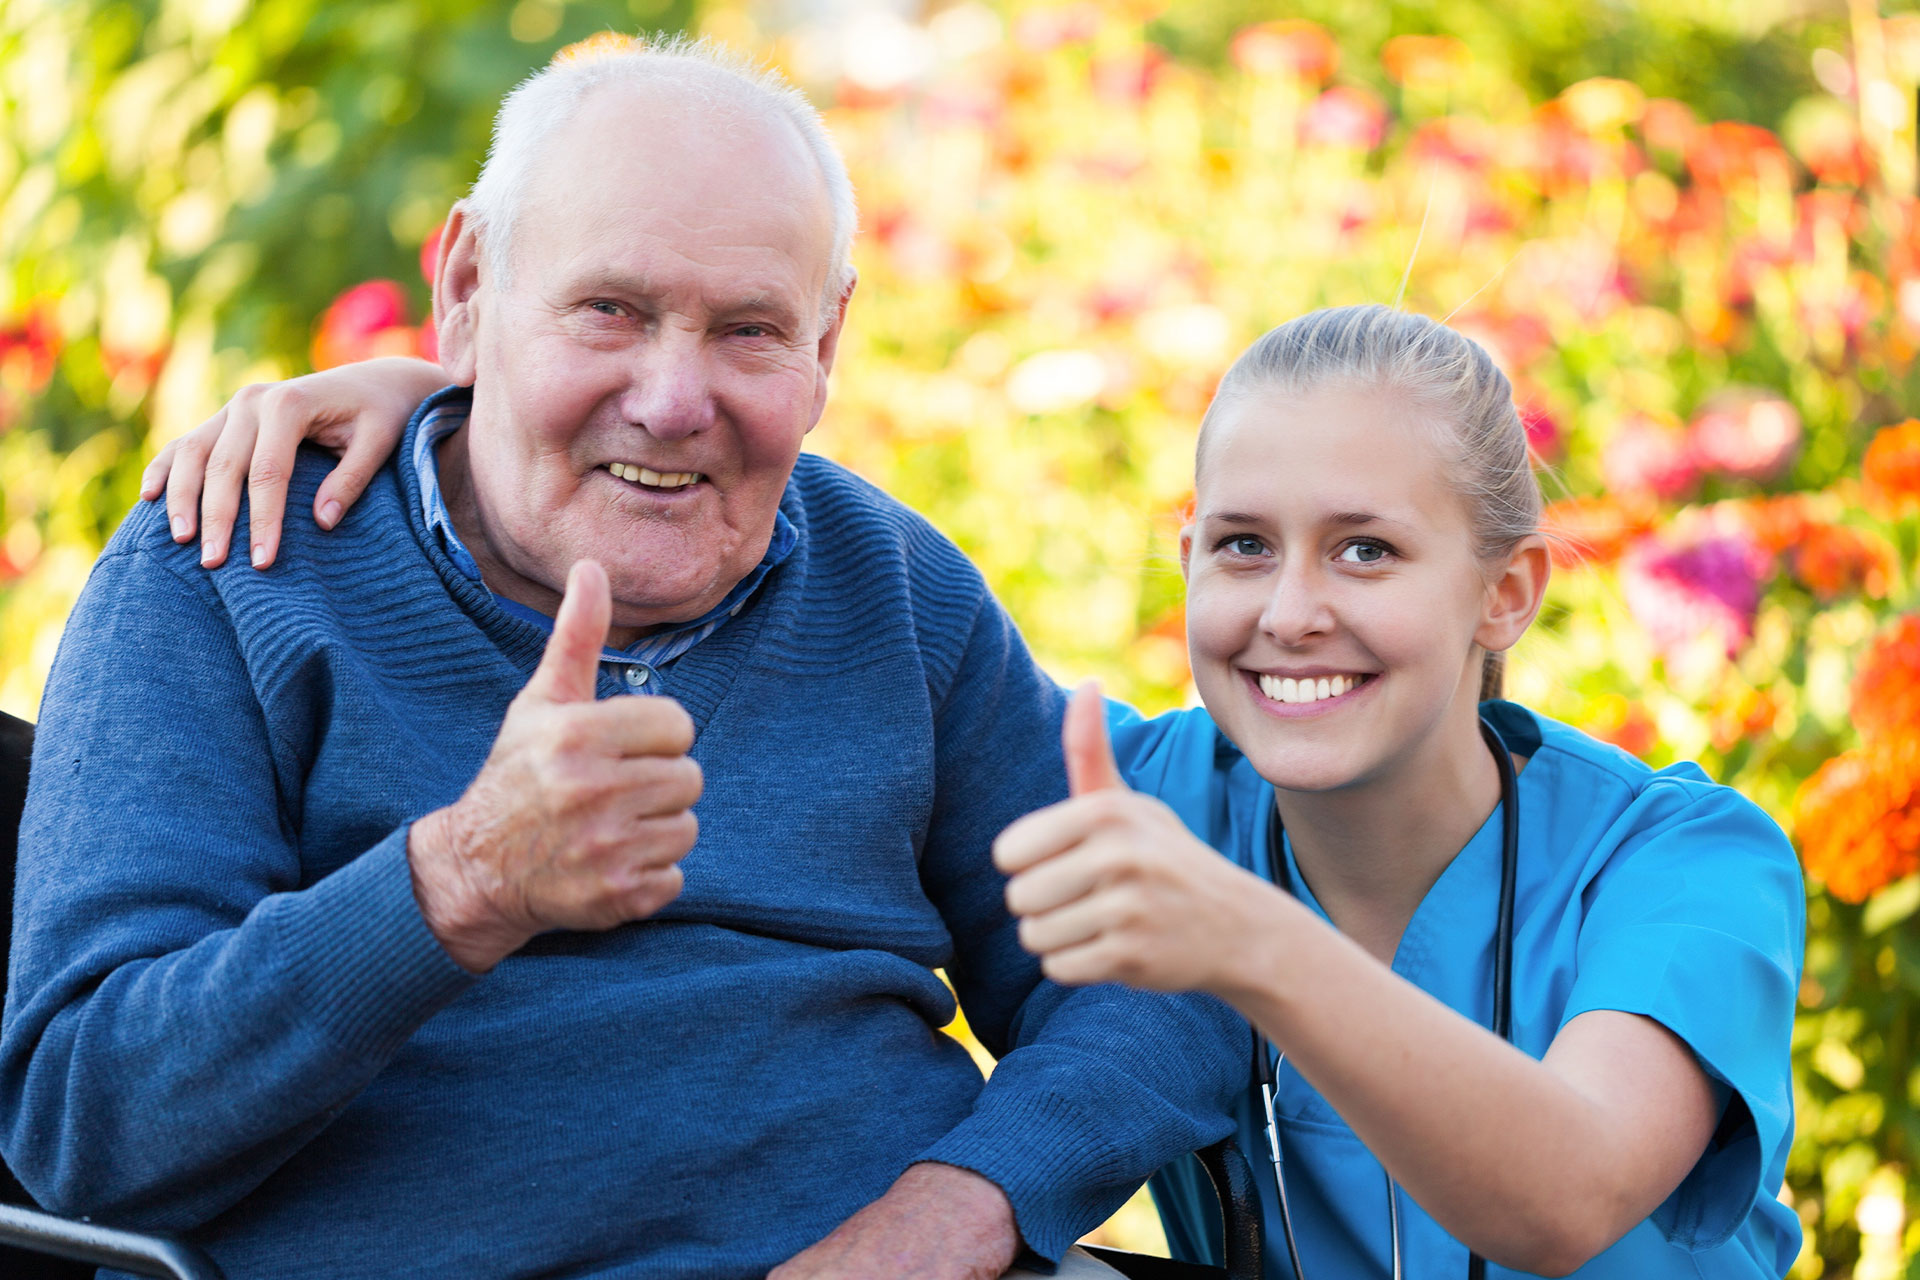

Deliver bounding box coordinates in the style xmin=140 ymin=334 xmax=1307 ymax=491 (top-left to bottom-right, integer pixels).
xmin=1063 ymin=680 xmax=1125 ymax=796
xmin=526 ymin=559 xmax=611 ymax=703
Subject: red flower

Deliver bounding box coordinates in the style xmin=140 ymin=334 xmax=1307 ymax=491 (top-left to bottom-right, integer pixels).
xmin=1685 ymin=121 xmax=1794 ymax=190
xmin=1789 ymin=523 xmax=1892 ymax=602
xmin=419 ymin=223 xmax=445 ymax=286
xmin=1540 ymin=495 xmax=1655 ymax=569
xmin=311 ymin=280 xmax=428 ymax=371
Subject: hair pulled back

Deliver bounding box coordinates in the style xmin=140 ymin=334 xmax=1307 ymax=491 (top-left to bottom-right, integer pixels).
xmin=1196 ymin=305 xmax=1541 ymax=700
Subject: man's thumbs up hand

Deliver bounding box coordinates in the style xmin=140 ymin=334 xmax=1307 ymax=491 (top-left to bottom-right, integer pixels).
xmin=407 ymin=560 xmax=703 ymax=974
xmin=524 ymin=559 xmax=614 ymax=705
xmin=994 ymin=681 xmax=1264 ymax=994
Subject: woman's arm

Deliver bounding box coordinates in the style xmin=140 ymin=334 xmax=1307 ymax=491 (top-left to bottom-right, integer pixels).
xmin=140 ymin=356 xmax=447 ymax=569
xmin=995 ymin=685 xmax=1721 ymax=1277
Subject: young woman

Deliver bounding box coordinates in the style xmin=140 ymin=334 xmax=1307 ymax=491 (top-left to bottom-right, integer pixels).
xmin=146 ymin=305 xmax=1802 ymax=1278
xmin=995 ymin=306 xmax=1802 ymax=1278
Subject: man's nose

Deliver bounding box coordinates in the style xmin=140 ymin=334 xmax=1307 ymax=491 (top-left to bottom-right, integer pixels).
xmin=1257 ymin=558 xmax=1336 ymax=646
xmin=619 ymin=330 xmax=717 ymax=441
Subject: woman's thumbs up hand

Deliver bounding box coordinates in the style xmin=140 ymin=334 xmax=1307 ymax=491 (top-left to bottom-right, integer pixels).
xmin=994 ymin=682 xmax=1266 ymax=994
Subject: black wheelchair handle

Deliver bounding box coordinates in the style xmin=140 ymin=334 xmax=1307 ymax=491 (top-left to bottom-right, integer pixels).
xmin=0 ymin=1201 xmax=224 ymax=1280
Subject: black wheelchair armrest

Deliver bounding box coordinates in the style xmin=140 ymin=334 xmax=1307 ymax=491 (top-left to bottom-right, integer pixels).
xmin=1079 ymin=1138 xmax=1262 ymax=1280
xmin=0 ymin=1202 xmax=224 ymax=1280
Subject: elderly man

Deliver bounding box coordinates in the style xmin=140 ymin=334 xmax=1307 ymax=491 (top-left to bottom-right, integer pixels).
xmin=1 ymin=37 xmax=1239 ymax=1280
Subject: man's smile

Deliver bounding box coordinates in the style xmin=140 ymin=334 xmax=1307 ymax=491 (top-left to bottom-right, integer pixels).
xmin=600 ymin=462 xmax=707 ymax=493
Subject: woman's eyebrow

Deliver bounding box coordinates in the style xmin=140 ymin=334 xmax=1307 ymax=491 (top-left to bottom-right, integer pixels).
xmin=1200 ymin=510 xmax=1266 ymax=526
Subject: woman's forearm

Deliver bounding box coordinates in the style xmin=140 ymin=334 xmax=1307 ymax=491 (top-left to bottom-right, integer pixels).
xmin=1215 ymin=895 xmax=1718 ymax=1275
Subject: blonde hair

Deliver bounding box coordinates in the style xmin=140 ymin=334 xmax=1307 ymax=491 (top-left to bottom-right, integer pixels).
xmin=1197 ymin=305 xmax=1541 ymax=700
xmin=465 ymin=34 xmax=857 ymax=336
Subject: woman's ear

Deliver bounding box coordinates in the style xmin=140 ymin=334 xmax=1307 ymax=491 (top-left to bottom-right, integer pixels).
xmin=1179 ymin=525 xmax=1195 ymax=577
xmin=432 ymin=204 xmax=485 ymax=387
xmin=1475 ymin=534 xmax=1551 ymax=656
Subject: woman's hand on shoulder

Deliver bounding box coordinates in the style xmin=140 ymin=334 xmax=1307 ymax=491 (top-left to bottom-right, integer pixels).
xmin=140 ymin=356 xmax=447 ymax=570
xmin=994 ymin=681 xmax=1288 ymax=993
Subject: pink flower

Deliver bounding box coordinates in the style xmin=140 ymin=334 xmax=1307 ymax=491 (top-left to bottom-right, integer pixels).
xmin=1687 ymin=393 xmax=1801 ymax=481
xmin=1301 ymin=86 xmax=1388 ymax=151
xmin=1520 ymin=404 xmax=1562 ymax=459
xmin=1603 ymin=414 xmax=1699 ymax=500
xmin=1622 ymin=534 xmax=1770 ymax=662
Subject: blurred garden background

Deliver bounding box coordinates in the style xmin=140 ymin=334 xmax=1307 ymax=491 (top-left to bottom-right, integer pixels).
xmin=6 ymin=0 xmax=1920 ymax=1271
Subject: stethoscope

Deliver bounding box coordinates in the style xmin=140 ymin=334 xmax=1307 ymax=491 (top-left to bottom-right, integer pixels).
xmin=1254 ymin=716 xmax=1520 ymax=1280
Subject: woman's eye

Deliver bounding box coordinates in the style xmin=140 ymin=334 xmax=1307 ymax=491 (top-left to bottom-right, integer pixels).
xmin=1218 ymin=535 xmax=1268 ymax=557
xmin=1338 ymin=540 xmax=1391 ymax=564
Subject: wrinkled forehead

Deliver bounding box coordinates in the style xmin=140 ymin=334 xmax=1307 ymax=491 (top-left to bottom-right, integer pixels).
xmin=510 ymin=82 xmax=836 ymax=288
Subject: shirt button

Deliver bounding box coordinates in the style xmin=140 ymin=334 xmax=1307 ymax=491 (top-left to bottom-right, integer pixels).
xmin=624 ymin=666 xmax=650 ymax=688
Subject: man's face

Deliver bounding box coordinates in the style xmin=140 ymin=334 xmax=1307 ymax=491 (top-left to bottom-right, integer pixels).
xmin=436 ymin=85 xmax=844 ymax=633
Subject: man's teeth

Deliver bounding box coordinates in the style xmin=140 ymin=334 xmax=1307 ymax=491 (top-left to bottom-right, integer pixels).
xmin=607 ymin=463 xmax=703 ymax=487
xmin=1257 ymin=673 xmax=1363 ymax=704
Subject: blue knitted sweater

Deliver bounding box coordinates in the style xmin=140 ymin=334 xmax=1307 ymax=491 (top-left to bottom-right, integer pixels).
xmin=1 ymin=400 xmax=1241 ymax=1278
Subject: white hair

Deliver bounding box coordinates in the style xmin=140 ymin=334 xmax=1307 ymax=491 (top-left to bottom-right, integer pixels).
xmin=464 ymin=34 xmax=858 ymax=336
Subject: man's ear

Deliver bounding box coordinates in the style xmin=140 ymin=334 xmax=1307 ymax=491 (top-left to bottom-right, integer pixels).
xmin=1475 ymin=534 xmax=1551 ymax=658
xmin=806 ymin=270 xmax=857 ymax=433
xmin=433 ymin=204 xmax=485 ymax=387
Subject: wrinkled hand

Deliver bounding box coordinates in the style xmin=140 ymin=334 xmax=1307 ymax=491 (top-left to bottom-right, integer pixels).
xmin=140 ymin=355 xmax=446 ymax=570
xmin=769 ymin=1163 xmax=1021 ymax=1280
xmin=408 ymin=559 xmax=700 ymax=972
xmin=994 ymin=682 xmax=1279 ymax=994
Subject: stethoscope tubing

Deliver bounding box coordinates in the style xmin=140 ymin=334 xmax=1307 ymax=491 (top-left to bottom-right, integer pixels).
xmin=1254 ymin=716 xmax=1520 ymax=1280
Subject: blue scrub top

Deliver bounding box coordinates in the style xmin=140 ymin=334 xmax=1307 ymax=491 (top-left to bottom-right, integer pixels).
xmin=1116 ymin=700 xmax=1804 ymax=1280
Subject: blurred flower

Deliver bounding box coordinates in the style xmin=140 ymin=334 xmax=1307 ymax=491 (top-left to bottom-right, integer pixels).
xmin=1541 ymin=495 xmax=1656 ymax=569
xmin=1134 ymin=304 xmax=1231 ymax=370
xmin=1853 ymin=614 xmax=1920 ymax=744
xmin=1708 ymin=679 xmax=1779 ymax=751
xmin=1734 ymin=493 xmax=1819 ymax=555
xmin=1621 ymin=532 xmax=1769 ymax=662
xmin=1013 ymin=5 xmax=1099 ymax=52
xmin=1381 ymin=34 xmax=1471 ymax=87
xmin=311 ymin=280 xmax=429 ymax=371
xmin=1558 ymin=78 xmax=1646 ymax=133
xmin=1520 ymin=404 xmax=1561 ymax=460
xmin=1006 ymin=349 xmax=1106 ymax=414
xmin=1795 ymin=741 xmax=1920 ymax=903
xmin=0 ymin=304 xmax=60 ymax=408
xmin=1863 ymin=419 xmax=1920 ymax=512
xmin=1584 ymin=694 xmax=1658 ymax=758
xmin=1300 ymin=85 xmax=1388 ymax=151
xmin=1789 ymin=522 xmax=1892 ymax=601
xmin=553 ymin=32 xmax=640 ymax=65
xmin=1229 ymin=19 xmax=1339 ymax=83
xmin=1783 ymin=97 xmax=1869 ymax=188
xmin=1091 ymin=45 xmax=1165 ymax=104
xmin=1685 ymin=121 xmax=1793 ymax=189
xmin=1603 ymin=413 xmax=1699 ymax=501
xmin=1687 ymin=392 xmax=1800 ymax=482
xmin=1639 ymin=97 xmax=1698 ymax=155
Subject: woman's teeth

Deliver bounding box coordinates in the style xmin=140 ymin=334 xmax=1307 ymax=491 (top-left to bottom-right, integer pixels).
xmin=607 ymin=463 xmax=702 ymax=488
xmin=1258 ymin=673 xmax=1363 ymax=704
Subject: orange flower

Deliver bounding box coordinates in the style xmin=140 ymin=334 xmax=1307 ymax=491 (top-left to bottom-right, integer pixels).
xmin=1794 ymin=742 xmax=1920 ymax=903
xmin=1540 ymin=495 xmax=1655 ymax=569
xmin=1789 ymin=522 xmax=1892 ymax=601
xmin=1709 ymin=681 xmax=1779 ymax=752
xmin=1381 ymin=34 xmax=1471 ymax=86
xmin=1863 ymin=419 xmax=1920 ymax=513
xmin=1853 ymin=614 xmax=1920 ymax=744
xmin=1736 ymin=494 xmax=1819 ymax=556
xmin=1584 ymin=695 xmax=1658 ymax=759
xmin=1685 ymin=121 xmax=1793 ymax=190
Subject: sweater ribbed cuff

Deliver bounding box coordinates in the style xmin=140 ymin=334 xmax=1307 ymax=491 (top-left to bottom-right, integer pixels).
xmin=270 ymin=825 xmax=478 ymax=1063
xmin=912 ymin=1087 xmax=1122 ymax=1262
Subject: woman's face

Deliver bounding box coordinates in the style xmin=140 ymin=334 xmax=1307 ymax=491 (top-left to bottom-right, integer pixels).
xmin=1183 ymin=380 xmax=1501 ymax=793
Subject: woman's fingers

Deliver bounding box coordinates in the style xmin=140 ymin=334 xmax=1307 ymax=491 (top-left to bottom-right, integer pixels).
xmin=1016 ymin=880 xmax=1122 ymax=956
xmin=160 ymin=412 xmax=224 ymax=548
xmin=1004 ymin=837 xmax=1120 ymax=918
xmin=992 ymin=790 xmax=1130 ymax=875
xmin=197 ymin=402 xmax=262 ymax=568
xmin=313 ymin=417 xmax=397 ymax=531
xmin=242 ymin=411 xmax=308 ymax=569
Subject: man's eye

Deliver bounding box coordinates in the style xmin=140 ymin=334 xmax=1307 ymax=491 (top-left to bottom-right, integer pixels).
xmin=588 ymin=301 xmax=625 ymax=317
xmin=731 ymin=324 xmax=770 ymax=338
xmin=1338 ymin=540 xmax=1391 ymax=564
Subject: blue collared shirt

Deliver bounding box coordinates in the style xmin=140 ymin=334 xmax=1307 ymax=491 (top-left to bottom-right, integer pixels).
xmin=411 ymin=395 xmax=796 ymax=696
